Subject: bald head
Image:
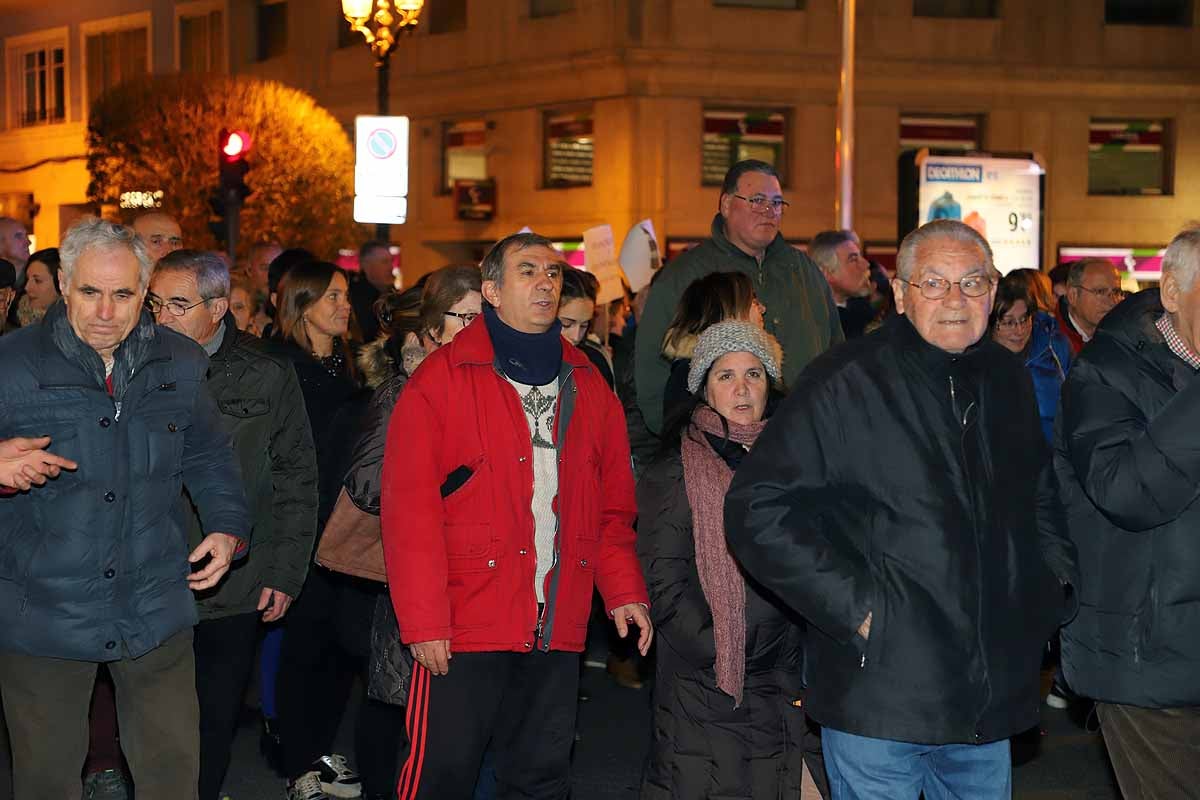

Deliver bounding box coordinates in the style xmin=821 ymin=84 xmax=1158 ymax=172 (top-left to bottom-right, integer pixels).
xmin=132 ymin=212 xmax=183 ymax=264
xmin=0 ymin=217 xmax=30 ymax=270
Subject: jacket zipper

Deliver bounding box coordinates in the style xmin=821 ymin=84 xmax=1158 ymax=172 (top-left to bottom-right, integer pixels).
xmin=951 ymin=373 xmax=992 ymax=738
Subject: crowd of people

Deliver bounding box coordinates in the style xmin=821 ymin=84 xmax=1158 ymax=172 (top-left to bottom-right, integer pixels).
xmin=0 ymin=157 xmax=1197 ymax=800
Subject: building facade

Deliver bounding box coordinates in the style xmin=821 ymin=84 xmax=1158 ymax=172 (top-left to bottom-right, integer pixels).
xmin=2 ymin=0 xmax=1198 ymax=278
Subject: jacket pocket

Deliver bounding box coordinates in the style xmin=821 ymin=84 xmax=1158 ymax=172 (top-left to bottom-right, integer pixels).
xmin=445 ymin=523 xmax=492 ymax=560
xmin=219 ymin=397 xmax=270 ymax=418
xmin=138 ymin=412 xmax=190 ymax=477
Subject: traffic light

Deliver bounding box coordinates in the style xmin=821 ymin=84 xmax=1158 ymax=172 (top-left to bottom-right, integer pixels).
xmin=218 ymin=128 xmax=252 ymax=200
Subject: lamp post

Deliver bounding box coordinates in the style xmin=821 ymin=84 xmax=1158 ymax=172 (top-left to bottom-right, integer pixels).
xmin=341 ymin=0 xmax=425 ymax=242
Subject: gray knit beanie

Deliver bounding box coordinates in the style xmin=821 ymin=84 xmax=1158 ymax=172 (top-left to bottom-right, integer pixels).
xmin=686 ymin=321 xmax=782 ymax=394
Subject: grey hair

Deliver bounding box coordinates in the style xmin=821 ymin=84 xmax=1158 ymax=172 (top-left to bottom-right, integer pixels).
xmin=1162 ymin=227 xmax=1200 ymax=292
xmin=479 ymin=232 xmax=557 ymax=285
xmin=1067 ymin=257 xmax=1117 ymax=288
xmin=155 ymin=249 xmax=232 ymax=301
xmin=896 ymin=219 xmax=993 ymax=280
xmin=59 ymin=217 xmax=154 ymax=291
xmin=809 ymin=229 xmax=859 ymax=274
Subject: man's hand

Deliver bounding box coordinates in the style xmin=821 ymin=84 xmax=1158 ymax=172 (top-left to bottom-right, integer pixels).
xmin=857 ymin=610 xmax=873 ymax=641
xmin=612 ymin=603 xmax=654 ymax=657
xmin=257 ymin=587 xmax=294 ymax=623
xmin=187 ymin=533 xmax=240 ymax=591
xmin=409 ymin=639 xmax=452 ymax=676
xmin=0 ymin=437 xmax=78 ymax=491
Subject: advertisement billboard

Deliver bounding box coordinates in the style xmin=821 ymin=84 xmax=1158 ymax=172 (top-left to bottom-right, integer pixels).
xmin=917 ymin=154 xmax=1043 ymax=274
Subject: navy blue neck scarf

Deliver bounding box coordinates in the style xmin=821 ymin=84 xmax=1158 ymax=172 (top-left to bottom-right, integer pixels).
xmin=483 ymin=305 xmax=563 ymax=386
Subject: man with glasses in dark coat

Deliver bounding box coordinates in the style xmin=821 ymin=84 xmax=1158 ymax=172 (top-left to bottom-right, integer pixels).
xmin=727 ymin=220 xmax=1078 ymax=799
xmin=148 ymin=249 xmax=318 ymax=800
xmin=1056 ymin=227 xmax=1200 ymax=799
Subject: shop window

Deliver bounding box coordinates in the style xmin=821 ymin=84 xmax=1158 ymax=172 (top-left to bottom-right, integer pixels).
xmin=899 ymin=113 xmax=982 ymax=152
xmin=531 ymin=0 xmax=575 ymax=18
xmin=1105 ymin=0 xmax=1191 ymax=26
xmin=443 ymin=120 xmax=488 ymax=192
xmin=1088 ymin=119 xmax=1173 ymax=196
xmin=714 ymin=0 xmax=804 ymax=8
xmin=913 ymin=0 xmax=998 ymax=17
xmin=544 ymin=110 xmax=593 ymax=188
xmin=702 ymin=108 xmax=787 ymax=187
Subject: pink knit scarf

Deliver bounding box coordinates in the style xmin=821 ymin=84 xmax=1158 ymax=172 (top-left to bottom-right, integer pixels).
xmin=681 ymin=405 xmax=767 ymax=707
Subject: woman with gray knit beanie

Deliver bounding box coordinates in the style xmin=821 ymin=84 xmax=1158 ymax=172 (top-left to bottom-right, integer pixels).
xmin=635 ymin=321 xmax=829 ymax=799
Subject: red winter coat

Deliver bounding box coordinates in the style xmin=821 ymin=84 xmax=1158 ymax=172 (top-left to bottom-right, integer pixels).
xmin=380 ymin=318 xmax=648 ymax=654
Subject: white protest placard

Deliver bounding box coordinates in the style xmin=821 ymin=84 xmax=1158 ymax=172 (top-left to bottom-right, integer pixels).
xmin=618 ymin=219 xmax=662 ymax=292
xmin=582 ymin=224 xmax=626 ymax=304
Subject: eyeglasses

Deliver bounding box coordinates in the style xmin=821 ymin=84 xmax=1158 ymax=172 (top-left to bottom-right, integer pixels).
xmin=444 ymin=311 xmax=479 ymax=325
xmin=146 ymin=294 xmax=210 ymax=316
xmin=731 ymin=194 xmax=790 ymax=215
xmin=147 ymin=235 xmax=183 ymax=249
xmin=899 ymin=275 xmax=993 ymax=300
xmin=1076 ymin=286 xmax=1125 ymax=302
xmin=996 ymin=313 xmax=1032 ymax=330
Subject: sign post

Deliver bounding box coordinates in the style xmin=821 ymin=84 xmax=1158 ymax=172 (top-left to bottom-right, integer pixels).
xmin=354 ymin=115 xmax=410 ymax=241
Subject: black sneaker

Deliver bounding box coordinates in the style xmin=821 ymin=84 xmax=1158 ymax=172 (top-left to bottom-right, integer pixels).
xmin=83 ymin=769 xmax=131 ymax=800
xmin=310 ymin=754 xmax=362 ymax=799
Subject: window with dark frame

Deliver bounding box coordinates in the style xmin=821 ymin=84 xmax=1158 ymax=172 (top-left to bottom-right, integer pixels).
xmin=1105 ymin=0 xmax=1191 ymax=26
xmin=531 ymin=0 xmax=575 ymax=18
xmin=256 ymin=0 xmax=288 ymax=61
xmin=85 ymin=27 xmax=147 ymax=110
xmin=442 ymin=120 xmax=488 ymax=192
xmin=544 ymin=110 xmax=594 ymax=188
xmin=179 ymin=10 xmax=224 ymax=73
xmin=714 ymin=0 xmax=804 ymax=8
xmin=18 ymin=43 xmax=66 ymax=127
xmin=899 ymin=113 xmax=983 ymax=152
xmin=427 ymin=0 xmax=468 ymax=33
xmin=1088 ymin=119 xmax=1173 ymax=196
xmin=913 ymin=0 xmax=998 ymax=17
xmin=702 ymin=109 xmax=788 ymax=187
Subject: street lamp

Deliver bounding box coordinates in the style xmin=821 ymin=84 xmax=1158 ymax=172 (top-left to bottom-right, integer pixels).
xmin=342 ymin=0 xmax=425 ymax=241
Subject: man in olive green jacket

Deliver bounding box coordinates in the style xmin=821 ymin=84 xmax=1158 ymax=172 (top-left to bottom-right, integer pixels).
xmin=635 ymin=160 xmax=844 ymax=433
xmin=149 ymin=250 xmax=318 ymax=800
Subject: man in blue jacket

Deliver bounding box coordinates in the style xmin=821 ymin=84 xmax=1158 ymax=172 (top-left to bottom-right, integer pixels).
xmin=0 ymin=217 xmax=249 ymax=800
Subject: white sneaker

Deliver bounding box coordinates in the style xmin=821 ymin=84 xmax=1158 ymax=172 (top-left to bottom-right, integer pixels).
xmin=286 ymin=771 xmax=331 ymax=800
xmin=310 ymin=754 xmax=363 ymax=799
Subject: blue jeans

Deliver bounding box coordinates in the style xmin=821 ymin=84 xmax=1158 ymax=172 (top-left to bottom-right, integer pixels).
xmin=822 ymin=728 xmax=1011 ymax=800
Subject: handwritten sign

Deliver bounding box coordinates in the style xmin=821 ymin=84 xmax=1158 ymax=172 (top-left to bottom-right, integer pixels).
xmin=582 ymin=224 xmax=625 ymax=304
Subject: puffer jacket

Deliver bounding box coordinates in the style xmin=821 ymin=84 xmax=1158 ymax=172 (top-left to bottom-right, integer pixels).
xmin=1056 ymin=289 xmax=1200 ymax=708
xmin=1025 ymin=311 xmax=1072 ymax=443
xmin=726 ymin=314 xmax=1078 ymax=745
xmin=188 ymin=314 xmax=318 ymax=619
xmin=637 ymin=446 xmax=811 ymax=800
xmin=0 ymin=303 xmax=249 ymax=661
xmin=634 ymin=213 xmax=842 ymax=434
xmin=380 ymin=316 xmax=647 ymax=653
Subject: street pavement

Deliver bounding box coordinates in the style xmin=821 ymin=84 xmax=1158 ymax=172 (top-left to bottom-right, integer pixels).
xmin=221 ymin=665 xmax=1121 ymax=799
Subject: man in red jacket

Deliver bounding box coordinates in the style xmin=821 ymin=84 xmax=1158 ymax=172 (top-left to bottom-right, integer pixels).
xmin=381 ymin=232 xmax=651 ymax=800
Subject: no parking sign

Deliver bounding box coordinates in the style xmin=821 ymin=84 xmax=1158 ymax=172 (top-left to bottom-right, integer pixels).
xmin=354 ymin=115 xmax=409 ymax=223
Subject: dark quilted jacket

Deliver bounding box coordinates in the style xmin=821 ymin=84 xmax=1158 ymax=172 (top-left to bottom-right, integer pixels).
xmin=0 ymin=303 xmax=249 ymax=661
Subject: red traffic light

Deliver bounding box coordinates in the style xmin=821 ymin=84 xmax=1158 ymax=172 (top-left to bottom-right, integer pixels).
xmin=219 ymin=129 xmax=251 ymax=160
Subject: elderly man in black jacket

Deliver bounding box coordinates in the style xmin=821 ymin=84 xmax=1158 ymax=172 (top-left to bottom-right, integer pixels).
xmin=1055 ymin=227 xmax=1200 ymax=799
xmin=726 ymin=219 xmax=1078 ymax=799
xmin=148 ymin=249 xmax=318 ymax=800
xmin=0 ymin=218 xmax=249 ymax=800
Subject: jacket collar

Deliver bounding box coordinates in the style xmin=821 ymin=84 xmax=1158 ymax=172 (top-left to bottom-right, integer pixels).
xmin=211 ymin=312 xmax=240 ymax=361
xmin=889 ymin=312 xmax=987 ymax=379
xmin=37 ymin=302 xmax=169 ymax=395
xmin=708 ymin=212 xmax=791 ymax=264
xmin=448 ymin=311 xmax=590 ymax=370
xmin=1092 ymin=288 xmax=1193 ymax=389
